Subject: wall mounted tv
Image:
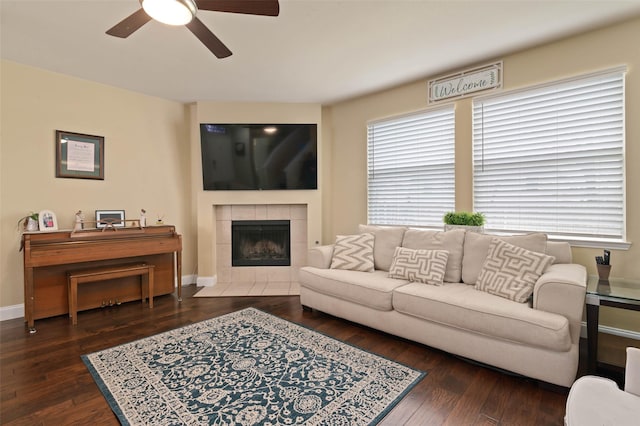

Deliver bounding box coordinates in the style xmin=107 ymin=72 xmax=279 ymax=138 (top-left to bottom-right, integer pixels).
xmin=200 ymin=123 xmax=318 ymax=190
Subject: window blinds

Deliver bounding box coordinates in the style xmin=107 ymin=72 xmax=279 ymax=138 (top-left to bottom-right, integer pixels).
xmin=472 ymin=68 xmax=625 ymax=240
xmin=367 ymin=106 xmax=455 ymax=226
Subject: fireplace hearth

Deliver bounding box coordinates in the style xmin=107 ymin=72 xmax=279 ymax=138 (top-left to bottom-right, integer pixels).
xmin=232 ymin=220 xmax=291 ymax=267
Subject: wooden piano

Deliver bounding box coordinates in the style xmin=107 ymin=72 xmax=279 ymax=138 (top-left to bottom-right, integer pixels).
xmin=22 ymin=225 xmax=182 ymax=332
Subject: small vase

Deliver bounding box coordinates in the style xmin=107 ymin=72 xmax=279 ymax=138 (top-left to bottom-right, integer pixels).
xmin=444 ymin=224 xmax=484 ymax=233
xmin=26 ymin=217 xmax=39 ymax=232
xmin=597 ymin=264 xmax=611 ymax=281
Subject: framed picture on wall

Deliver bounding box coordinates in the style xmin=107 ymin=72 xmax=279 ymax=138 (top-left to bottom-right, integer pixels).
xmin=55 ymin=130 xmax=104 ymax=180
xmin=95 ymin=210 xmax=125 ymax=228
xmin=38 ymin=210 xmax=58 ymax=232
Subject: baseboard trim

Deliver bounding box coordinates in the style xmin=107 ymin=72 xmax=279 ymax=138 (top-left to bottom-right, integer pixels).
xmin=580 ymin=321 xmax=640 ymax=340
xmin=0 ymin=274 xmax=198 ymax=322
xmin=0 ymin=304 xmax=24 ymax=322
xmin=196 ymin=276 xmax=216 ymax=287
xmin=181 ymin=274 xmax=198 ymax=286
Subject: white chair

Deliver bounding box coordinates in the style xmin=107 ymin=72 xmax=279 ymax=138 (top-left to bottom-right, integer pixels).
xmin=565 ymin=347 xmax=640 ymax=425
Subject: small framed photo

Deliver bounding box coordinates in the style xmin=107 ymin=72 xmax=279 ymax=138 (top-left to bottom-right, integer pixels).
xmin=56 ymin=130 xmax=105 ymax=180
xmin=95 ymin=210 xmax=125 ymax=228
xmin=38 ymin=210 xmax=59 ymax=232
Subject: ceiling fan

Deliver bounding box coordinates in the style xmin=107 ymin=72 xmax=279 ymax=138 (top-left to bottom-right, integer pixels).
xmin=106 ymin=0 xmax=279 ymax=59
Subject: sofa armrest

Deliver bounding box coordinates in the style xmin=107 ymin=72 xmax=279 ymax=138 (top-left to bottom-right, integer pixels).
xmin=307 ymin=245 xmax=334 ymax=269
xmin=533 ymin=263 xmax=587 ymax=344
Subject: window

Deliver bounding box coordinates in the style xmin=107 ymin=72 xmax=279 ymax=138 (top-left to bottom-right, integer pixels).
xmin=367 ymin=106 xmax=455 ymax=227
xmin=473 ymin=68 xmax=626 ymax=243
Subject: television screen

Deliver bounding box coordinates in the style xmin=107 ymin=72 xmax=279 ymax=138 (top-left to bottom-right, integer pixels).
xmin=200 ymin=123 xmax=317 ymax=190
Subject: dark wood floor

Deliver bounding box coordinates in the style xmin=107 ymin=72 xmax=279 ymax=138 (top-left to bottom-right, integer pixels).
xmin=1 ymin=285 xmax=578 ymax=425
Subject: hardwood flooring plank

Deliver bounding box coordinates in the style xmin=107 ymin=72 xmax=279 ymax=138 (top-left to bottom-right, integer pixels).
xmin=442 ymin=368 xmax=498 ymax=426
xmin=499 ymin=381 xmax=545 ymax=426
xmin=477 ymin=374 xmax=514 ymax=421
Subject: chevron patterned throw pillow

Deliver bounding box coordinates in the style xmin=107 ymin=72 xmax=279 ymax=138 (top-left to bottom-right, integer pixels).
xmin=475 ymin=238 xmax=555 ymax=303
xmin=330 ymin=233 xmax=375 ymax=272
xmin=388 ymin=247 xmax=450 ymax=285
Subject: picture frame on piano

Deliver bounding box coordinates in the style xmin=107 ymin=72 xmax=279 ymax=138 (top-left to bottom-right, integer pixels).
xmin=38 ymin=209 xmax=58 ymax=232
xmin=95 ymin=210 xmax=125 ymax=229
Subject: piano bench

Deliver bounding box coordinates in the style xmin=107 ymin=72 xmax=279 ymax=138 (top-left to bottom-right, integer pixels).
xmin=67 ymin=263 xmax=155 ymax=326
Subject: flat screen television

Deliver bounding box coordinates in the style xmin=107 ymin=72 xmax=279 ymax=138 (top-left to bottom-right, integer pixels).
xmin=200 ymin=123 xmax=318 ymax=190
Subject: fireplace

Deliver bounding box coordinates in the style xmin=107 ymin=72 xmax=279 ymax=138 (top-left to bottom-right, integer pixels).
xmin=232 ymin=220 xmax=291 ymax=267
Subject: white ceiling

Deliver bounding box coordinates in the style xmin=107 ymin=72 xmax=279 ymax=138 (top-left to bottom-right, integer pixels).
xmin=2 ymin=0 xmax=640 ymax=105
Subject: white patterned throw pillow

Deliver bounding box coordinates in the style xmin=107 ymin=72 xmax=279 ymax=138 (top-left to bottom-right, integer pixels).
xmin=475 ymin=238 xmax=555 ymax=303
xmin=330 ymin=233 xmax=375 ymax=272
xmin=388 ymin=247 xmax=449 ymax=285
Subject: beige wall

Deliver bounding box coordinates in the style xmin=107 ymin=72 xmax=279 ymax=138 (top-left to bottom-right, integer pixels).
xmin=323 ymin=17 xmax=640 ymax=330
xmin=191 ymin=102 xmax=323 ymax=281
xmin=0 ymin=61 xmax=196 ymax=310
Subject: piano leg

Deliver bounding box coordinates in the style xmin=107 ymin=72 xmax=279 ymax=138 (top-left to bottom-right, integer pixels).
xmin=24 ymin=267 xmax=36 ymax=333
xmin=177 ymin=250 xmax=183 ymax=302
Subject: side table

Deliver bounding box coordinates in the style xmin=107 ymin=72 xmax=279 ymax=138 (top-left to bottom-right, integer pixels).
xmin=585 ymin=276 xmax=640 ymax=373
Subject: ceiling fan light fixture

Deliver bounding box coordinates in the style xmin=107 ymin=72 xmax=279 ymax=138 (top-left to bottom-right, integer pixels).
xmin=141 ymin=0 xmax=197 ymax=26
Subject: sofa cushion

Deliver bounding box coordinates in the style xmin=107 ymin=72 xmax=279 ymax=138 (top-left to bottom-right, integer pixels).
xmin=401 ymin=228 xmax=466 ymax=283
xmin=462 ymin=232 xmax=548 ymax=284
xmin=359 ymin=224 xmax=407 ymax=271
xmin=299 ymin=268 xmax=409 ymax=311
xmin=476 ymin=239 xmax=555 ymax=303
xmin=330 ymin=233 xmax=375 ymax=272
xmin=388 ymin=247 xmax=449 ymax=286
xmin=392 ymin=282 xmax=571 ymax=351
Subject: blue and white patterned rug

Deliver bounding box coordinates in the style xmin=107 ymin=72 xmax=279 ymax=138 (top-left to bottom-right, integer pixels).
xmin=82 ymin=308 xmax=425 ymax=425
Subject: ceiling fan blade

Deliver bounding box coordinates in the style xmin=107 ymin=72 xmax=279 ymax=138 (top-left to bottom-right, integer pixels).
xmin=186 ymin=17 xmax=232 ymax=58
xmin=196 ymin=0 xmax=279 ymax=16
xmin=106 ymin=8 xmax=152 ymax=38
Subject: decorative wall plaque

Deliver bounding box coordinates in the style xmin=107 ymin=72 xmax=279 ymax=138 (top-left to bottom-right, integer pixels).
xmin=429 ymin=62 xmax=502 ymax=103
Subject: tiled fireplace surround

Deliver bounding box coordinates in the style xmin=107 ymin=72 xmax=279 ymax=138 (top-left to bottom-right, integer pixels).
xmin=213 ymin=204 xmax=307 ymax=295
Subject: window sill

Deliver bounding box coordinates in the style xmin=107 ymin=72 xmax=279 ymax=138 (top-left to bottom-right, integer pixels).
xmin=482 ymin=229 xmax=631 ymax=250
xmin=548 ymin=236 xmax=631 ymax=250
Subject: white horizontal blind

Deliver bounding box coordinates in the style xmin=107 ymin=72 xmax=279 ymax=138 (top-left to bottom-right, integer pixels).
xmin=368 ymin=106 xmax=455 ymax=226
xmin=473 ymin=69 xmax=625 ymax=239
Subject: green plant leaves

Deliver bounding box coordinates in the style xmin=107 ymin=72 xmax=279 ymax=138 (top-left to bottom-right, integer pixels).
xmin=443 ymin=211 xmax=485 ymax=226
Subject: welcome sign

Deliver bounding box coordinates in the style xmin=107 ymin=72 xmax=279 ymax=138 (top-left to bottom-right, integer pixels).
xmin=429 ymin=62 xmax=502 ymax=103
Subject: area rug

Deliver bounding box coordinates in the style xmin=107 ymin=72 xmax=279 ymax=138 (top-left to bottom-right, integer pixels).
xmin=82 ymin=308 xmax=425 ymax=425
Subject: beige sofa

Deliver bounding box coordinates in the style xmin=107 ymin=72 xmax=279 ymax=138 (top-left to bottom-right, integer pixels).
xmin=299 ymin=225 xmax=587 ymax=387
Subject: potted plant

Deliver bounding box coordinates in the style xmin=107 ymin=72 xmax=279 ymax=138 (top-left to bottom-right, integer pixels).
xmin=17 ymin=212 xmax=39 ymax=232
xmin=443 ymin=211 xmax=485 ymax=233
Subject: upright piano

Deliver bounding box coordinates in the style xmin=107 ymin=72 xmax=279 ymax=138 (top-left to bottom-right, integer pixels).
xmin=22 ymin=225 xmax=182 ymax=332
